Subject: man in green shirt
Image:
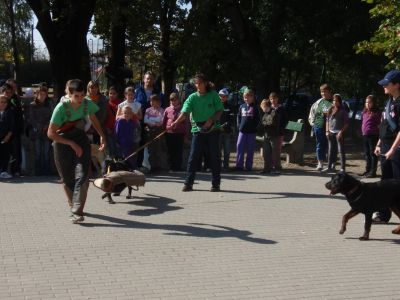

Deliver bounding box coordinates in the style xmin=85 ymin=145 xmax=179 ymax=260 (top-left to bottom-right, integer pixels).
xmin=48 ymin=79 xmax=106 ymax=223
xmin=308 ymin=84 xmax=333 ymax=170
xmin=172 ymin=73 xmax=223 ymax=192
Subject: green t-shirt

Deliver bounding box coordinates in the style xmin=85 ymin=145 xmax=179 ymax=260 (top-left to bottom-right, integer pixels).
xmin=50 ymin=97 xmax=99 ymax=126
xmin=181 ymin=90 xmax=224 ymax=133
xmin=314 ymin=99 xmax=332 ymax=128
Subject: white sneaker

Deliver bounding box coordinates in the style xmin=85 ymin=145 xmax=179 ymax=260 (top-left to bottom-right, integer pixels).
xmin=315 ymin=164 xmax=323 ymax=171
xmin=0 ymin=172 xmax=12 ymax=179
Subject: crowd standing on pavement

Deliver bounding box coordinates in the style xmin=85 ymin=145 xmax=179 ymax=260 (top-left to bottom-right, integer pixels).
xmin=1 ymin=70 xmax=400 ymax=223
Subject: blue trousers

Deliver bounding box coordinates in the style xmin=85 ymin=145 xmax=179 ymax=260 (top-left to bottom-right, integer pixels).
xmin=313 ymin=125 xmax=327 ymax=161
xmin=236 ymin=132 xmax=256 ymax=170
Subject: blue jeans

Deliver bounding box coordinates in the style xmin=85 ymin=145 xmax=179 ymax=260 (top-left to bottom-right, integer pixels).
xmin=313 ymin=125 xmax=327 ymax=162
xmin=185 ymin=131 xmax=221 ymax=187
xmin=34 ymin=137 xmax=51 ymax=175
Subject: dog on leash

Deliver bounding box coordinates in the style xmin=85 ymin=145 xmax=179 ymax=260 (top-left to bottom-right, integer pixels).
xmin=325 ymin=172 xmax=400 ymax=240
xmin=94 ymin=158 xmax=145 ymax=204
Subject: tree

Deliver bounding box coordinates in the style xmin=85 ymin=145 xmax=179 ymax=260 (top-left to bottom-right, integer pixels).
xmin=26 ymin=0 xmax=96 ymax=99
xmin=0 ymin=0 xmax=32 ymax=83
xmin=355 ymin=0 xmax=400 ymax=69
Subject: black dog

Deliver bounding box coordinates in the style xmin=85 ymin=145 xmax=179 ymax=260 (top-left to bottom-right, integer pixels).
xmin=325 ymin=172 xmax=400 ymax=240
xmin=102 ymin=158 xmax=134 ymax=204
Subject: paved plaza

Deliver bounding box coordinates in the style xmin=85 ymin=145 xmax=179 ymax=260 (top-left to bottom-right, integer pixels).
xmin=1 ymin=169 xmax=400 ymax=299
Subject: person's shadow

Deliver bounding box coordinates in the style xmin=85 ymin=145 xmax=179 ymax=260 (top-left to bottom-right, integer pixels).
xmin=122 ymin=193 xmax=183 ymax=216
xmin=81 ymin=213 xmax=277 ymax=245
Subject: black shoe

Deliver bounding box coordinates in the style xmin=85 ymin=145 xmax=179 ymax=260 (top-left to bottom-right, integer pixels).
xmin=182 ymin=185 xmax=193 ymax=192
xmin=365 ymin=172 xmax=376 ymax=178
xmin=210 ymin=186 xmax=220 ymax=192
xmin=259 ymin=170 xmax=271 ymax=174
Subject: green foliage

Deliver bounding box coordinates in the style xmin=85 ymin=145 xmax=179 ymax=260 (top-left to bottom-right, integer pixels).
xmin=0 ymin=0 xmax=32 ymax=63
xmin=356 ymin=0 xmax=400 ymax=69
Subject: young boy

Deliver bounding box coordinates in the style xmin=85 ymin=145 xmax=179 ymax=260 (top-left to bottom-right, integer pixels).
xmin=218 ymin=88 xmax=233 ymax=170
xmin=47 ymin=79 xmax=106 ymax=223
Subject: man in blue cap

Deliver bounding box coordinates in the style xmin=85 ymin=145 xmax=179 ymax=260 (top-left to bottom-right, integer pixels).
xmin=373 ymin=70 xmax=400 ymax=223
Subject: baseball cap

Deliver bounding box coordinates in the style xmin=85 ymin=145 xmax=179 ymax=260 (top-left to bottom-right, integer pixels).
xmin=218 ymin=88 xmax=229 ymax=96
xmin=378 ymin=70 xmax=400 ymax=86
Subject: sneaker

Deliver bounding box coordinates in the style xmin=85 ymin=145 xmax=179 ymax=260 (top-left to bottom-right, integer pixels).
xmin=315 ymin=164 xmax=323 ymax=171
xmin=69 ymin=214 xmax=84 ymax=224
xmin=210 ymin=186 xmax=220 ymax=192
xmin=0 ymin=171 xmax=12 ymax=179
xmin=182 ymin=185 xmax=193 ymax=192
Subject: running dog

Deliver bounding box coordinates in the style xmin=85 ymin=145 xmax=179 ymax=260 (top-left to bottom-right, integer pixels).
xmin=325 ymin=172 xmax=400 ymax=240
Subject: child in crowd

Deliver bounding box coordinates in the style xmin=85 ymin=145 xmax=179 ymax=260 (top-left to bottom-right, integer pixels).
xmin=87 ymin=80 xmax=108 ymax=145
xmin=163 ymin=92 xmax=188 ymax=171
xmin=0 ymin=95 xmax=14 ymax=179
xmin=144 ymin=94 xmax=168 ymax=172
xmin=269 ymin=92 xmax=287 ymax=172
xmin=259 ymin=99 xmax=280 ymax=174
xmin=114 ymin=106 xmax=137 ymax=170
xmin=116 ymin=86 xmax=142 ymax=121
xmin=325 ymin=94 xmax=349 ymax=172
xmin=104 ymin=86 xmax=121 ymax=158
xmin=28 ymin=85 xmax=53 ymax=175
xmin=236 ymin=88 xmax=260 ymax=171
xmin=218 ymin=88 xmax=233 ymax=170
xmin=361 ymin=95 xmax=381 ymax=178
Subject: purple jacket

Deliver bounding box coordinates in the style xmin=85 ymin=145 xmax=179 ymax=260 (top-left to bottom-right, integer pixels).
xmin=361 ymin=110 xmax=381 ymax=136
xmin=114 ymin=118 xmax=136 ymax=148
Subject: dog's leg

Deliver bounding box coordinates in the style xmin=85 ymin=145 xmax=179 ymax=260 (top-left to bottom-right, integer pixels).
xmin=360 ymin=212 xmax=373 ymax=241
xmin=389 ymin=207 xmax=400 ymax=234
xmin=126 ymin=186 xmax=134 ymax=199
xmin=340 ymin=209 xmax=358 ymax=235
xmin=105 ymin=193 xmax=115 ymax=204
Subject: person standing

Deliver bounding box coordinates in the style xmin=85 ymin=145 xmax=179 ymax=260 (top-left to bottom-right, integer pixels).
xmin=373 ymin=70 xmax=400 ymax=223
xmin=28 ymin=85 xmax=53 ymax=176
xmin=308 ymin=84 xmax=333 ymax=171
xmin=104 ymin=86 xmax=121 ymax=158
xmin=114 ymin=106 xmax=137 ymax=170
xmin=218 ymin=88 xmax=233 ymax=170
xmin=0 ymin=95 xmax=14 ymax=179
xmin=236 ymin=88 xmax=260 ymax=171
xmin=269 ymin=92 xmax=287 ymax=173
xmin=171 ymin=73 xmax=223 ymax=192
xmin=87 ymin=80 xmax=108 ymax=145
xmin=47 ymin=79 xmax=106 ymax=223
xmin=361 ymin=95 xmax=381 ymax=178
xmin=324 ymin=94 xmax=349 ymax=172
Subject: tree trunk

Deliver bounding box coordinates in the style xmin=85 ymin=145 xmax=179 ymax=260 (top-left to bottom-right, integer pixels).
xmin=26 ymin=1 xmax=96 ymax=100
xmin=157 ymin=0 xmax=176 ymax=96
xmin=7 ymin=0 xmax=20 ymax=83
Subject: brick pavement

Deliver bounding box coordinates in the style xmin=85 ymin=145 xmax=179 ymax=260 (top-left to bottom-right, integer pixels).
xmin=1 ymin=170 xmax=400 ymax=300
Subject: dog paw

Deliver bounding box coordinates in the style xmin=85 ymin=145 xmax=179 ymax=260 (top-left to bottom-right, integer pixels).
xmin=339 ymin=228 xmax=346 ymax=234
xmin=359 ymin=236 xmax=369 ymax=241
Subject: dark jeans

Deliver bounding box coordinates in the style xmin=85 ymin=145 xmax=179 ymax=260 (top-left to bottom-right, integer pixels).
xmin=219 ymin=132 xmax=231 ymax=169
xmin=53 ymin=129 xmax=91 ymax=216
xmin=313 ymin=125 xmax=327 ymax=162
xmin=33 ymin=136 xmax=51 ymax=175
xmin=363 ymin=135 xmax=378 ymax=174
xmin=376 ymin=142 xmax=400 ymax=221
xmin=327 ymin=132 xmax=345 ymax=170
xmin=10 ymin=134 xmax=22 ymax=174
xmin=0 ymin=141 xmax=10 ymax=172
xmin=166 ymin=132 xmax=184 ymax=171
xmin=185 ymin=131 xmax=221 ymax=187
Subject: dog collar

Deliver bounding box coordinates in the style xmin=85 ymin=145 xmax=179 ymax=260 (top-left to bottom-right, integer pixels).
xmin=345 ymin=183 xmax=363 ymax=200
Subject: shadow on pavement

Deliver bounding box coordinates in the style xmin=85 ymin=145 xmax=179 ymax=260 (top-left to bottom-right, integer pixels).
xmin=121 ymin=193 xmax=183 ymax=216
xmin=81 ymin=213 xmax=277 ymax=245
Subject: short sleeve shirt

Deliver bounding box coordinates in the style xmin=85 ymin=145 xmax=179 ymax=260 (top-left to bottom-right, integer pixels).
xmin=118 ymin=100 xmax=141 ymax=114
xmin=50 ymin=97 xmax=99 ymax=126
xmin=181 ymin=90 xmax=224 ymax=133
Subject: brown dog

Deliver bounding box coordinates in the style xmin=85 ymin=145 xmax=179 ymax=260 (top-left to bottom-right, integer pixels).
xmin=325 ymin=172 xmax=400 ymax=240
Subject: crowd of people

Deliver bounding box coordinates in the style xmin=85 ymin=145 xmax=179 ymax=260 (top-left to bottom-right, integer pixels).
xmin=1 ymin=70 xmax=400 ymax=223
